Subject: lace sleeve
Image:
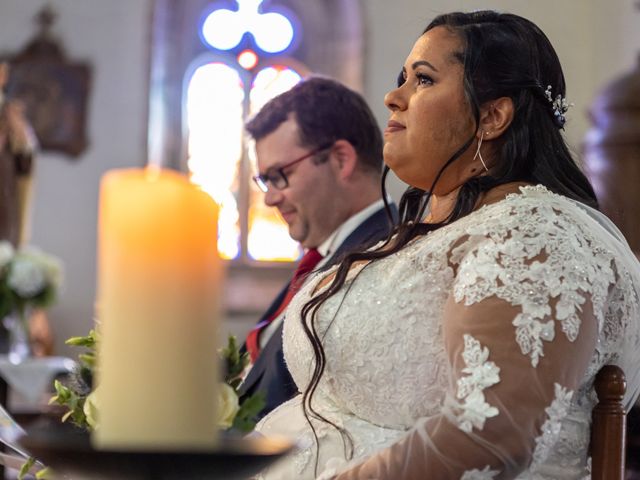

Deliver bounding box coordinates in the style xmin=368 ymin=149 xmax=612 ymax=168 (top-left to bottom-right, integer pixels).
xmin=330 ymin=224 xmax=606 ymax=479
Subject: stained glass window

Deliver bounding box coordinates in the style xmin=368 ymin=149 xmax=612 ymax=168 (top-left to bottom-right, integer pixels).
xmin=187 ymin=1 xmax=306 ymax=262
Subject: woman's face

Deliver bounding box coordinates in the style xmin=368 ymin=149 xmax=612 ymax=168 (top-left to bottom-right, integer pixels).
xmin=384 ymin=26 xmax=476 ymax=194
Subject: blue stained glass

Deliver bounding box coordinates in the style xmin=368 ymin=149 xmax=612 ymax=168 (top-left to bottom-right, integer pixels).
xmin=201 ymin=0 xmax=295 ymax=54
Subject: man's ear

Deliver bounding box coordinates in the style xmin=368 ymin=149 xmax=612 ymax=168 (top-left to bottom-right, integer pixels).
xmin=478 ymin=97 xmax=514 ymax=140
xmin=330 ymin=139 xmax=358 ymax=181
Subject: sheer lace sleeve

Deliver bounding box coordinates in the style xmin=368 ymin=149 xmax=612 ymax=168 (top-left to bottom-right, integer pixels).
xmin=329 ymin=212 xmax=614 ymax=479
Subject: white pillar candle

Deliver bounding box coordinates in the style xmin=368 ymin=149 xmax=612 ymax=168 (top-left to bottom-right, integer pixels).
xmin=94 ymin=167 xmax=222 ymax=451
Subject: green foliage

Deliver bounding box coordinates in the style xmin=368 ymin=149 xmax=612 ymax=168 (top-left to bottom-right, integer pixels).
xmin=0 ymin=281 xmax=12 ymax=319
xmin=220 ymin=335 xmax=265 ymax=432
xmin=17 ymin=456 xmax=35 ymax=480
xmin=35 ymin=467 xmax=53 ymax=479
xmin=49 ymin=379 xmax=87 ymax=427
xmin=65 ymin=330 xmax=98 ymax=349
xmin=17 ymin=458 xmax=51 ymax=480
xmin=232 ymin=391 xmax=265 ymax=433
xmin=220 ymin=335 xmax=251 ymax=390
xmin=22 ymin=332 xmax=266 ymax=476
xmin=67 ymin=330 xmax=98 ymax=373
xmin=0 ymin=243 xmax=63 ymax=318
xmin=46 ymin=330 xmax=99 ymax=429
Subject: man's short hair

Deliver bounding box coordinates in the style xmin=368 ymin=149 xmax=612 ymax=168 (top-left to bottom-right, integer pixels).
xmin=246 ymin=76 xmax=383 ymax=173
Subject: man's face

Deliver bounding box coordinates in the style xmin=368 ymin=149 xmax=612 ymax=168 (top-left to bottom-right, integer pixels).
xmin=254 ymin=116 xmax=342 ymax=249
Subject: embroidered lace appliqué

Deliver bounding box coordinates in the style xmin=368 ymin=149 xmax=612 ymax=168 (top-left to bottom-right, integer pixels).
xmin=451 ymin=334 xmax=500 ymax=432
xmin=461 ymin=465 xmax=501 ymax=479
xmin=530 ymin=383 xmax=574 ymax=467
xmin=452 ymin=187 xmax=617 ymax=367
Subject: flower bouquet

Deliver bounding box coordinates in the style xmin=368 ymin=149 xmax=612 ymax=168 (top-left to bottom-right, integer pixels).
xmin=0 ymin=241 xmax=63 ymax=362
xmin=18 ymin=332 xmax=265 ymax=479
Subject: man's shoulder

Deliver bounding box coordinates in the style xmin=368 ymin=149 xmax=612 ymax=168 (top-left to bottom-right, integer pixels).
xmin=330 ymin=203 xmax=396 ymax=264
xmin=347 ymin=202 xmax=397 ymax=239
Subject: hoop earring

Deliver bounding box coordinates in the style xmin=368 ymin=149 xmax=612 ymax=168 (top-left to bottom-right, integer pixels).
xmin=473 ymin=132 xmax=489 ymax=173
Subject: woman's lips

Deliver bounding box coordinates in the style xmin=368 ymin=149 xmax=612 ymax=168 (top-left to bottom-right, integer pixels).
xmin=385 ymin=120 xmax=405 ymax=134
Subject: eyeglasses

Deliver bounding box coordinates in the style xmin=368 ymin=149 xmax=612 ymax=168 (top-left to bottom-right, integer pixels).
xmin=252 ymin=143 xmax=333 ymax=193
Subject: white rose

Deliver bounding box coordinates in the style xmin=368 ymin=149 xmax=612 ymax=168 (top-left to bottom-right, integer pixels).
xmin=0 ymin=241 xmax=14 ymax=269
xmin=7 ymin=256 xmax=46 ymax=297
xmin=217 ymin=383 xmax=240 ymax=429
xmin=22 ymin=248 xmax=64 ymax=291
xmin=84 ymin=389 xmax=100 ymax=430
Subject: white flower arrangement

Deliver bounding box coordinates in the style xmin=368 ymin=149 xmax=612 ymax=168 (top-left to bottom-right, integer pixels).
xmin=51 ymin=333 xmax=264 ymax=434
xmin=81 ymin=381 xmax=242 ymax=432
xmin=0 ymin=240 xmax=63 ymax=319
xmin=217 ymin=383 xmax=241 ymax=429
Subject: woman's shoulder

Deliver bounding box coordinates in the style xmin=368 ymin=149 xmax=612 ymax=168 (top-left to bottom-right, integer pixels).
xmin=466 ymin=183 xmax=594 ymax=233
xmin=420 ymin=183 xmax=582 ymax=245
xmin=442 ymin=183 xmax=618 ymax=271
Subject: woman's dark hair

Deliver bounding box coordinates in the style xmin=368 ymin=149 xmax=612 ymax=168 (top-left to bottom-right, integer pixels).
xmin=298 ymin=11 xmax=599 ymax=471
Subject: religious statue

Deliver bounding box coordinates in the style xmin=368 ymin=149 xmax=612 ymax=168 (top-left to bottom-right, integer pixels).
xmin=0 ymin=61 xmax=37 ymax=247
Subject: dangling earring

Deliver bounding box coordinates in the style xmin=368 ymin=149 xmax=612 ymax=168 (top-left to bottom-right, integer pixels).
xmin=473 ymin=131 xmax=489 ymax=173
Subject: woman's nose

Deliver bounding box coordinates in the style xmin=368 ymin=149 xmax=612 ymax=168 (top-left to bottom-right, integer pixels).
xmin=384 ymin=86 xmax=405 ymax=112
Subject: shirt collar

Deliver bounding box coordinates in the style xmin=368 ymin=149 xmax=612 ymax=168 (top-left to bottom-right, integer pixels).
xmin=316 ymin=198 xmax=386 ymax=259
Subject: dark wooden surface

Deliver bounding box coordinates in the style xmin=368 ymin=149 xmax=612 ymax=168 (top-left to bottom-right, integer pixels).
xmin=591 ymin=365 xmax=627 ymax=480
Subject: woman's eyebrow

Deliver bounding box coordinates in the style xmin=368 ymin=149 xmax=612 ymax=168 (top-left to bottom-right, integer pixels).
xmin=412 ymin=60 xmax=439 ymax=72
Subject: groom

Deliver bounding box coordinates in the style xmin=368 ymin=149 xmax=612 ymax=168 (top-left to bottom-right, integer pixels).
xmin=239 ymin=77 xmax=396 ymax=418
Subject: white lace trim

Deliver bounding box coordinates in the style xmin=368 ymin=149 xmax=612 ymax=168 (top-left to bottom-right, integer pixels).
xmin=461 ymin=465 xmax=501 ymax=479
xmin=453 ymin=186 xmax=617 ymax=367
xmin=530 ymin=383 xmax=574 ymax=467
xmin=453 ymin=335 xmax=500 ymax=432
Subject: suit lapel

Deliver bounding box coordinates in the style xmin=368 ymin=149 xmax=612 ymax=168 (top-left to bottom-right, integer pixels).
xmin=238 ymin=285 xmax=289 ymax=396
xmin=325 ymin=205 xmax=396 ymax=266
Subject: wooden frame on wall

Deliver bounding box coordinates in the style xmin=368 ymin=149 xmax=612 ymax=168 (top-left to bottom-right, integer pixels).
xmin=3 ymin=6 xmax=91 ymax=158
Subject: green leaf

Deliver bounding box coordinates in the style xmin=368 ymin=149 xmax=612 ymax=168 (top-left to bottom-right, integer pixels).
xmin=18 ymin=457 xmax=36 ymax=480
xmin=49 ymin=380 xmax=87 ymax=428
xmin=227 ymin=377 xmax=243 ymax=391
xmin=35 ymin=467 xmax=53 ymax=479
xmin=221 ymin=335 xmax=250 ymax=385
xmin=78 ymin=352 xmax=96 ymax=368
xmin=66 ymin=330 xmax=97 ymax=348
xmin=231 ymin=392 xmax=265 ymax=433
xmin=50 ymin=380 xmax=71 ymax=403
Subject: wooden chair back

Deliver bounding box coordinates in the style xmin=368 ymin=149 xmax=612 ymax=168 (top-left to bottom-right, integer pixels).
xmin=591 ymin=365 xmax=627 ymax=480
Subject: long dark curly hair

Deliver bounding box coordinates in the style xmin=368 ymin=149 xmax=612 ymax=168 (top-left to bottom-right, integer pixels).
xmin=298 ymin=10 xmax=599 ymax=470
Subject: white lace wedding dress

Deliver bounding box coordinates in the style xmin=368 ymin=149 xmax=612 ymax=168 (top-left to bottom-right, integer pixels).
xmin=255 ymin=185 xmax=640 ymax=480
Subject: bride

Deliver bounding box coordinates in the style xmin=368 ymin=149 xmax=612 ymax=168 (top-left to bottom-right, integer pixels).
xmin=255 ymin=10 xmax=640 ymax=479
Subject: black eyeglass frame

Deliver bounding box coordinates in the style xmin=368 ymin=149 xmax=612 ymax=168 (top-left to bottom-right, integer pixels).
xmin=252 ymin=142 xmax=334 ymax=193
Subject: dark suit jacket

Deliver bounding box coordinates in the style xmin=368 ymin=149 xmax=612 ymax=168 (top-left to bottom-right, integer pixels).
xmin=238 ymin=204 xmax=396 ymax=418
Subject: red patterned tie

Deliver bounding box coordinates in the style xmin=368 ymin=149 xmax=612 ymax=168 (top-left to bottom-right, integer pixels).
xmin=246 ymin=248 xmax=323 ymax=362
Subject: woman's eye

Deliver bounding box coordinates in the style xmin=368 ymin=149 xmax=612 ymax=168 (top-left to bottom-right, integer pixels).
xmin=396 ymin=70 xmax=406 ymax=88
xmin=416 ymin=73 xmax=434 ymax=86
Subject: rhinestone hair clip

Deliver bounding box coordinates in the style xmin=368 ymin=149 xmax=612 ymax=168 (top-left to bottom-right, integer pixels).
xmin=544 ymin=85 xmax=572 ymax=128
